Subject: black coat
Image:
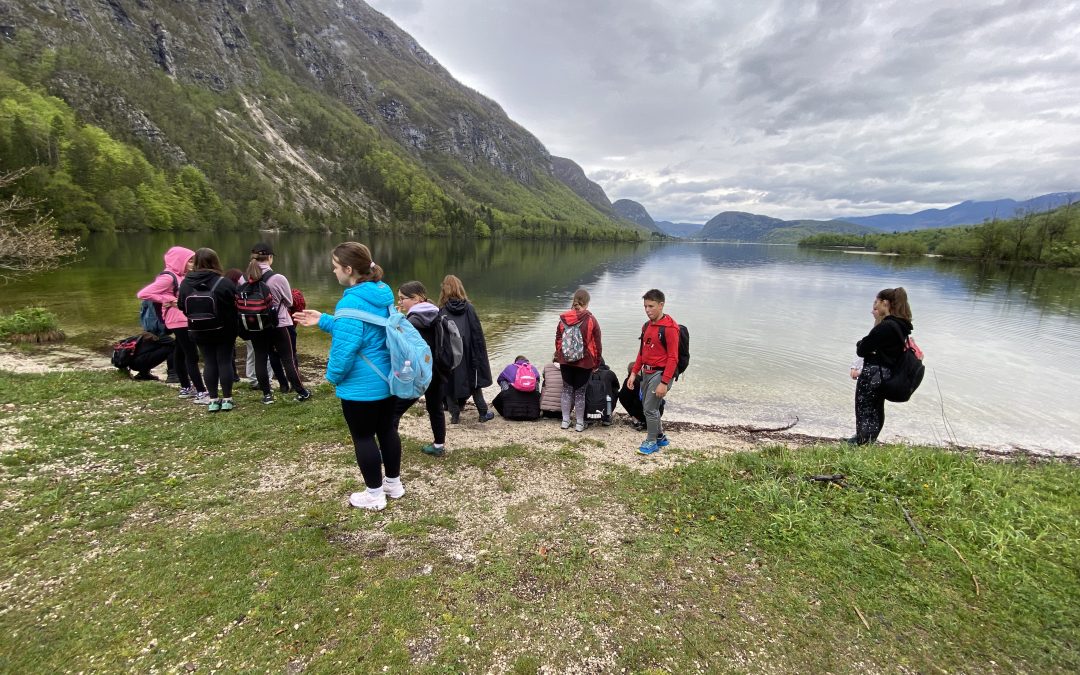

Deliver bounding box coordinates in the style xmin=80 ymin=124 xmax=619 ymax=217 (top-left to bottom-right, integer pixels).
xmin=856 ymin=315 xmax=913 ymax=367
xmin=440 ymin=299 xmax=493 ymax=397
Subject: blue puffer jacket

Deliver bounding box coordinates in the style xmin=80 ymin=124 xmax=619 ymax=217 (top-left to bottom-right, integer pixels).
xmin=317 ymin=280 xmax=395 ymax=401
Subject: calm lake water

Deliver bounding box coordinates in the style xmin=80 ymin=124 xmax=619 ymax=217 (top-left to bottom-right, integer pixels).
xmin=4 ymin=232 xmax=1079 ymax=454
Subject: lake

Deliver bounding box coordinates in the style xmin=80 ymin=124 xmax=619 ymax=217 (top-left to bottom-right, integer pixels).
xmin=3 ymin=232 xmax=1078 ymax=454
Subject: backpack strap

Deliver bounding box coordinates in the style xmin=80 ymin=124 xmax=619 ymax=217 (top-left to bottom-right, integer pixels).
xmin=161 ymin=270 xmax=179 ymax=294
xmin=333 ymin=308 xmax=392 ymax=384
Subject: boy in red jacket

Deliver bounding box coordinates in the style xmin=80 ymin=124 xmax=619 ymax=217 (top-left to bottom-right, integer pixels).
xmin=627 ymin=289 xmax=680 ymax=455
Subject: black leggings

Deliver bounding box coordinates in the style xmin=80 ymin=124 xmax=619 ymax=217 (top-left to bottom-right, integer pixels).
xmin=446 ymin=388 xmax=489 ymax=418
xmin=196 ymin=340 xmax=235 ymax=399
xmin=342 ymin=398 xmax=401 ymax=488
xmin=392 ymin=377 xmax=446 ymax=445
xmin=174 ymin=328 xmax=204 ymax=392
xmin=251 ymin=327 xmax=305 ymax=395
xmin=855 ymin=364 xmax=889 ymax=444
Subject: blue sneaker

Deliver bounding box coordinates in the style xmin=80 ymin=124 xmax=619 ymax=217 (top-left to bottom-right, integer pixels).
xmin=656 ymin=434 xmax=670 ymax=448
xmin=637 ymin=440 xmax=660 ymax=456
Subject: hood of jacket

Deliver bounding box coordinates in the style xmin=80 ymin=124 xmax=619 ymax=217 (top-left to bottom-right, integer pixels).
xmin=163 ymin=246 xmax=195 ymax=277
xmin=560 ymin=308 xmax=592 ymax=326
xmin=185 ymin=269 xmax=223 ymax=289
xmin=443 ymin=298 xmax=469 ymax=316
xmin=407 ymin=301 xmax=441 ymax=327
xmin=344 ymin=279 xmax=395 ymax=312
xmin=884 ymin=315 xmax=914 ymax=335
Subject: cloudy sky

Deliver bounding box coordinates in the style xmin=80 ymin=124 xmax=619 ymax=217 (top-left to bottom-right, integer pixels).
xmin=367 ymin=0 xmax=1080 ymax=223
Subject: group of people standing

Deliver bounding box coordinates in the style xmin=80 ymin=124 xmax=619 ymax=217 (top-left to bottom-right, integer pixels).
xmin=135 ymin=242 xmax=311 ymax=412
xmin=131 ymin=238 xmax=917 ymax=512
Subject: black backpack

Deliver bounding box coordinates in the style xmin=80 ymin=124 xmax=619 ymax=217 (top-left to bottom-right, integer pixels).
xmin=880 ymin=324 xmax=925 ymax=403
xmin=111 ymin=335 xmax=141 ymax=370
xmin=184 ymin=277 xmax=225 ymax=336
xmin=639 ymin=320 xmax=690 ymax=380
xmin=432 ymin=314 xmax=464 ymax=379
xmin=235 ymin=271 xmax=278 ymax=333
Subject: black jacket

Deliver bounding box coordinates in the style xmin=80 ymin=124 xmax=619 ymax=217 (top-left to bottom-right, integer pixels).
xmin=857 ymin=315 xmax=913 ymax=367
xmin=440 ymin=299 xmax=493 ymax=397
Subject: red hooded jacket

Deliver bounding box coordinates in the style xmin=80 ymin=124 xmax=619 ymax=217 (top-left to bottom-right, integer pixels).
xmin=632 ymin=314 xmax=680 ymax=385
xmin=554 ymin=308 xmax=602 ymax=371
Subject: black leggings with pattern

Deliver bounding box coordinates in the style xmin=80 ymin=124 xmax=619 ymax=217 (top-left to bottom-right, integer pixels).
xmin=855 ymin=363 xmax=890 ymax=444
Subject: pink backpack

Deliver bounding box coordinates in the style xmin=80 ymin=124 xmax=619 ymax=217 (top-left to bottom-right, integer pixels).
xmin=511 ymin=362 xmax=538 ymax=392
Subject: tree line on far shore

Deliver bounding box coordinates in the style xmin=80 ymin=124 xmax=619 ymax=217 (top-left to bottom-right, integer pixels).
xmin=798 ymin=203 xmax=1080 ymax=267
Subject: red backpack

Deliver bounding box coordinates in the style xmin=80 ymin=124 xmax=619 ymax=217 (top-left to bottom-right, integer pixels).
xmin=511 ymin=362 xmax=538 ymax=392
xmin=289 ymin=288 xmax=306 ymax=315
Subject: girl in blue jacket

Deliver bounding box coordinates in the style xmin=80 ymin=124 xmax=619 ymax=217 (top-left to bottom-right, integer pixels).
xmin=294 ymin=242 xmax=402 ymax=511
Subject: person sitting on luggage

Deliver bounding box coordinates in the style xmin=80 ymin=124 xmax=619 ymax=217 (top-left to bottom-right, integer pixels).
xmin=618 ymin=360 xmax=664 ymax=431
xmin=493 ymin=355 xmax=542 ymax=420
xmin=130 ymin=333 xmax=176 ymax=381
xmin=497 ymin=355 xmax=540 ymax=391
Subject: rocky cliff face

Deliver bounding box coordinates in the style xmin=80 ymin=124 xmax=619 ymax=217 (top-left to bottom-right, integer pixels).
xmin=0 ymin=0 xmax=630 ymax=232
xmin=551 ymin=156 xmax=613 ymax=213
xmin=612 ymin=199 xmax=662 ymax=234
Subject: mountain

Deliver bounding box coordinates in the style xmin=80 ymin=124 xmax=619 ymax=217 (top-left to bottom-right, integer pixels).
xmin=697 ymin=212 xmax=875 ymax=243
xmin=0 ymin=0 xmax=640 ymax=239
xmin=550 ymin=156 xmax=613 ymax=214
xmin=654 ymin=220 xmax=702 ymax=238
xmin=612 ymin=199 xmax=664 ymax=234
xmin=836 ymin=192 xmax=1080 ymax=232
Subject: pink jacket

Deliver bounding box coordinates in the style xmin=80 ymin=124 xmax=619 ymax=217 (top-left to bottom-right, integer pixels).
xmin=137 ymin=246 xmax=194 ymax=330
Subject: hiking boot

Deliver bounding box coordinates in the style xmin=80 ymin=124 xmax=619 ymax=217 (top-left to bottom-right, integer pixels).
xmin=262 ymin=393 xmax=275 ymax=405
xmin=348 ymin=491 xmax=386 ymax=511
xmin=220 ymin=399 xmax=235 ymax=412
xmin=207 ymin=399 xmax=223 ymax=412
xmin=560 ymin=420 xmax=571 ymax=430
xmin=479 ymin=411 xmax=494 ymax=423
xmin=421 ymin=444 xmax=445 ymax=457
xmin=295 ymin=388 xmax=312 ymax=402
xmin=382 ymin=479 xmax=405 ymax=499
xmin=192 ymin=392 xmax=212 ymax=405
xmin=165 ymin=371 xmax=180 ymax=384
xmin=656 ymin=434 xmax=670 ymax=448
xmin=133 ymin=372 xmax=159 ymax=381
xmin=177 ymin=386 xmax=195 ymax=399
xmin=574 ymin=422 xmax=585 ymax=432
xmin=637 ymin=440 xmax=660 ymax=456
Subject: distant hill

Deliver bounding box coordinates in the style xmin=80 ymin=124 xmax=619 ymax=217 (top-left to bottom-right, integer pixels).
xmin=612 ymin=199 xmax=665 ymax=235
xmin=550 ymin=156 xmax=614 ymax=214
xmin=836 ymin=192 xmax=1080 ymax=232
xmin=696 ymin=212 xmax=874 ymax=243
xmin=654 ymin=220 xmax=702 ymax=238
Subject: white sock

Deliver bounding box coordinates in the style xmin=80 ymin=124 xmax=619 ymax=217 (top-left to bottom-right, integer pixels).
xmin=384 ymin=476 xmax=401 ymax=486
xmin=366 ymin=486 xmax=383 ymax=497
xmin=433 ymin=443 xmax=444 ymax=449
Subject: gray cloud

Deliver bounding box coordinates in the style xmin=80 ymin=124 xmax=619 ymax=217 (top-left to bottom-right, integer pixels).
xmin=368 ymin=0 xmax=1080 ymax=223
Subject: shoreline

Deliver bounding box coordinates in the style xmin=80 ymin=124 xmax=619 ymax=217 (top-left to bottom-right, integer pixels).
xmin=2 ymin=341 xmax=1074 ymax=463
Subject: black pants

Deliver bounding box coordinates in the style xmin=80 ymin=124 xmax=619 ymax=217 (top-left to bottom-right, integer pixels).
xmin=392 ymin=377 xmax=446 ymax=445
xmin=446 ymin=388 xmax=489 ymax=419
xmin=196 ymin=340 xmax=234 ymax=399
xmin=131 ymin=339 xmax=173 ymax=375
xmin=855 ymin=364 xmax=889 ymax=444
xmin=174 ymin=328 xmax=204 ymax=392
xmin=251 ymin=327 xmax=305 ymax=395
xmin=341 ymin=398 xmax=401 ymax=489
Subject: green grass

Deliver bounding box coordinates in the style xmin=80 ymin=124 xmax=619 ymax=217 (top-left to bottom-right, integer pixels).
xmin=0 ymin=306 xmax=60 ymax=339
xmin=0 ymin=368 xmax=1077 ymax=672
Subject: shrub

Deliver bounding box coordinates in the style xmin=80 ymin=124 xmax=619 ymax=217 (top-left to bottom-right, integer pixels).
xmin=0 ymin=306 xmax=64 ymax=342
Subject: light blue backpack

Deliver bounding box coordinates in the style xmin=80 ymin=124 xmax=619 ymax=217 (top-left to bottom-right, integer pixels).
xmin=334 ymin=308 xmax=433 ymax=399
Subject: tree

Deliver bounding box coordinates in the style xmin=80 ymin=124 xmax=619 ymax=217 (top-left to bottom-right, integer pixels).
xmin=0 ymin=169 xmax=81 ymax=282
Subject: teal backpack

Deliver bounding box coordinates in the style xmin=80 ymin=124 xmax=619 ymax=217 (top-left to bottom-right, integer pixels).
xmin=334 ymin=308 xmax=433 ymax=399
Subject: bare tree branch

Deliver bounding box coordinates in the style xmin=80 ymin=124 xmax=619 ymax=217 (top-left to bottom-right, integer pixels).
xmin=0 ymin=169 xmax=82 ymax=282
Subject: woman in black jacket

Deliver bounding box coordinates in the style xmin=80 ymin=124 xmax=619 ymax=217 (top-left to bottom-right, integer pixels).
xmin=438 ymin=275 xmax=494 ymax=424
xmin=853 ymin=286 xmax=914 ymax=444
xmin=393 ymin=280 xmax=449 ymax=456
xmin=178 ymin=248 xmax=238 ymax=411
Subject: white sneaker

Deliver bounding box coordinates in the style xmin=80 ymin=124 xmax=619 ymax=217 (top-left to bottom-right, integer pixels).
xmin=560 ymin=420 xmax=570 ymax=430
xmin=574 ymin=422 xmax=585 ymax=432
xmin=383 ymin=481 xmax=405 ymax=499
xmin=349 ymin=491 xmax=386 ymax=511
xmin=192 ymin=392 xmax=212 ymax=405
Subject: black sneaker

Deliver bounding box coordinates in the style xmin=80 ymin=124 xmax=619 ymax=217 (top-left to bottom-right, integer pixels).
xmin=479 ymin=411 xmax=494 ymax=423
xmin=262 ymin=393 xmax=275 ymax=405
xmin=295 ymin=389 xmax=311 ymax=402
xmin=450 ymin=413 xmax=460 ymax=424
xmin=165 ymin=371 xmax=180 ymax=384
xmin=280 ymin=382 xmax=291 ymax=394
xmin=132 ymin=372 xmax=159 ymax=381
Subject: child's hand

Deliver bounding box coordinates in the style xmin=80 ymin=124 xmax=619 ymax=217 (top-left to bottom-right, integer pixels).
xmin=850 ymin=368 xmax=861 ymax=380
xmin=293 ymin=310 xmax=321 ymax=327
